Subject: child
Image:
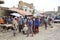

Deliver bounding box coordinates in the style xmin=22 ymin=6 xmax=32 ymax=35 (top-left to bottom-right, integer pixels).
xmin=22 ymin=24 xmax=28 ymax=34
xmin=13 ymin=28 xmax=16 ymax=36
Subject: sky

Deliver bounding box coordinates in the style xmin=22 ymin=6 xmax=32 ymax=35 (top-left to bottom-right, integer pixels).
xmin=0 ymin=0 xmax=60 ymax=11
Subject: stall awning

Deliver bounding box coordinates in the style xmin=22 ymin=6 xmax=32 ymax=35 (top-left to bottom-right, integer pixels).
xmin=8 ymin=8 xmax=32 ymax=16
xmin=10 ymin=13 xmax=22 ymax=17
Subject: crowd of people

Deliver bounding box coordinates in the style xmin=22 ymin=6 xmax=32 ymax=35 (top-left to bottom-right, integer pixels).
xmin=0 ymin=15 xmax=54 ymax=37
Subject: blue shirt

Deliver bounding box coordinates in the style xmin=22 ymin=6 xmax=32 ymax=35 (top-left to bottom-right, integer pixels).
xmin=34 ymin=19 xmax=40 ymax=26
xmin=27 ymin=20 xmax=33 ymax=26
xmin=18 ymin=18 xmax=23 ymax=25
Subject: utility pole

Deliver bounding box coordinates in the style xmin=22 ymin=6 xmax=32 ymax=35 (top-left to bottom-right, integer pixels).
xmin=42 ymin=9 xmax=44 ymax=15
xmin=53 ymin=8 xmax=56 ymax=16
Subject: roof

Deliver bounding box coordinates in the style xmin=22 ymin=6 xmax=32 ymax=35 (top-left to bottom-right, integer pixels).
xmin=45 ymin=11 xmax=57 ymax=15
xmin=0 ymin=0 xmax=4 ymax=4
xmin=8 ymin=8 xmax=32 ymax=16
xmin=0 ymin=6 xmax=9 ymax=10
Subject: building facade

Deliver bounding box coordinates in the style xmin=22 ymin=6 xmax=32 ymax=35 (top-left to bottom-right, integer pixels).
xmin=18 ymin=1 xmax=34 ymax=14
xmin=58 ymin=6 xmax=60 ymax=12
xmin=57 ymin=6 xmax=60 ymax=15
xmin=0 ymin=6 xmax=14 ymax=16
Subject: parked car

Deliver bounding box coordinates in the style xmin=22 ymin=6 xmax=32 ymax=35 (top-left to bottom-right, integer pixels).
xmin=54 ymin=16 xmax=60 ymax=23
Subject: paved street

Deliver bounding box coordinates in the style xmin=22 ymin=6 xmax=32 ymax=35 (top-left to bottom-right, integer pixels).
xmin=0 ymin=23 xmax=60 ymax=40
